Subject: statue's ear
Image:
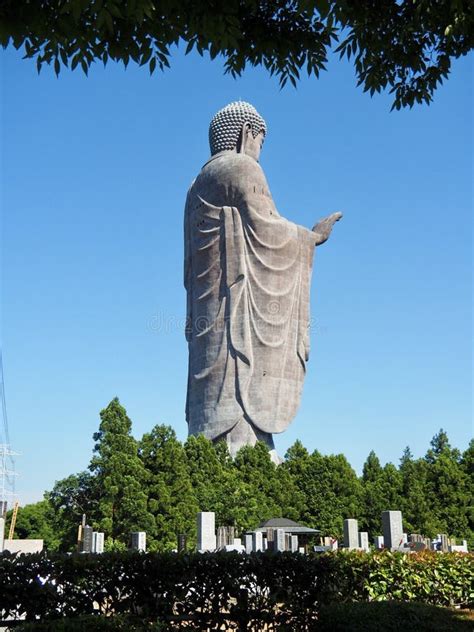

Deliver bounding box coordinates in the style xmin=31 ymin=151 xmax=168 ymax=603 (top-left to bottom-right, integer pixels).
xmin=237 ymin=122 xmax=252 ymax=154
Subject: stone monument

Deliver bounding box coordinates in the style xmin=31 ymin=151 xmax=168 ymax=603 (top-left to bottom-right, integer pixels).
xmin=197 ymin=511 xmax=216 ymax=552
xmin=275 ymin=528 xmax=286 ymax=552
xmin=184 ymin=101 xmax=342 ymax=459
xmin=343 ymin=518 xmax=359 ymax=549
xmin=244 ymin=533 xmax=253 ymax=554
xmin=81 ymin=525 xmax=93 ymax=553
xmin=130 ymin=531 xmax=147 ymax=552
xmin=374 ymin=535 xmax=384 ymax=549
xmin=382 ymin=510 xmax=403 ymax=549
xmin=92 ymin=531 xmax=104 ymax=554
xmin=358 ymin=531 xmax=369 ymax=551
xmin=252 ymin=531 xmax=263 ymax=552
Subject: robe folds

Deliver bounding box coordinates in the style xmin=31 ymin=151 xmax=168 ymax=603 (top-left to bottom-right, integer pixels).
xmin=184 ymin=151 xmax=316 ymax=440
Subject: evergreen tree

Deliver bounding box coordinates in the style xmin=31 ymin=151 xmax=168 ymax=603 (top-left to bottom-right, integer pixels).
xmin=360 ymin=451 xmax=386 ymax=536
xmin=382 ymin=463 xmax=403 ymax=509
xmin=399 ymin=446 xmax=414 ymax=469
xmin=281 ymin=440 xmax=311 ymax=523
xmin=426 ymin=428 xmax=451 ymax=461
xmin=230 ymin=442 xmax=306 ymax=532
xmin=461 ymin=439 xmax=474 ymax=548
xmin=362 ymin=450 xmax=384 ymax=482
xmin=46 ymin=470 xmax=97 ymax=551
xmin=230 ymin=443 xmax=279 ymax=531
xmin=361 ymin=452 xmax=403 ymax=537
xmin=184 ymin=434 xmax=237 ymax=527
xmin=461 ymin=439 xmax=474 ymax=477
xmin=399 ymin=448 xmax=433 ymax=536
xmin=423 ymin=429 xmax=470 ymax=537
xmin=283 ymin=442 xmax=361 ymax=538
xmin=274 ymin=464 xmax=306 ymax=523
xmin=139 ymin=424 xmax=198 ymax=551
xmin=89 ymin=398 xmax=154 ymax=544
xmin=304 ymin=451 xmax=362 ymax=537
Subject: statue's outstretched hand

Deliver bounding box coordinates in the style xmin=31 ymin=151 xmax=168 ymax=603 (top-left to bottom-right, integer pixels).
xmin=312 ymin=212 xmax=343 ymax=246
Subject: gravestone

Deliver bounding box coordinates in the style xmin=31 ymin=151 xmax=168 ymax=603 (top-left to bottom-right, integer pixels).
xmin=323 ymin=536 xmax=338 ymax=550
xmin=245 ymin=534 xmax=253 ymax=554
xmin=440 ymin=534 xmax=449 ymax=553
xmin=343 ymin=519 xmax=359 ymax=549
xmin=217 ymin=526 xmax=235 ymax=549
xmin=374 ymin=535 xmax=384 ymax=549
xmin=131 ymin=531 xmax=146 ymax=552
xmin=275 ymin=528 xmax=286 ymax=552
xmin=92 ymin=531 xmax=104 ymax=554
xmin=216 ymin=527 xmax=225 ymax=549
xmin=381 ymin=511 xmax=403 ymax=549
xmin=82 ymin=525 xmax=93 ymax=553
xmin=358 ymin=531 xmax=369 ymax=551
xmin=449 ymin=540 xmax=468 ymax=553
xmin=411 ymin=541 xmax=427 ymax=551
xmin=266 ymin=528 xmax=275 ymax=551
xmin=178 ymin=533 xmax=187 ymax=552
xmin=197 ymin=512 xmax=216 ymax=552
xmin=409 ymin=533 xmax=423 ymax=544
xmin=252 ymin=531 xmax=263 ymax=552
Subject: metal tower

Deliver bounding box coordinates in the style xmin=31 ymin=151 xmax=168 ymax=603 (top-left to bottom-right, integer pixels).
xmin=0 ymin=350 xmax=17 ymax=516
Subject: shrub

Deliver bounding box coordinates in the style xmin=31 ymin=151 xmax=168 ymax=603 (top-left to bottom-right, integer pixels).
xmin=1 ymin=550 xmax=472 ymax=631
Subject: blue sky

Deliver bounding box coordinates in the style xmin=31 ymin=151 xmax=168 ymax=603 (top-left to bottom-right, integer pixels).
xmin=1 ymin=46 xmax=472 ymax=505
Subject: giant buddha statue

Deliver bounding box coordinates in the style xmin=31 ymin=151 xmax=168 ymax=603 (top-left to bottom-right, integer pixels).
xmin=184 ymin=101 xmax=341 ymax=461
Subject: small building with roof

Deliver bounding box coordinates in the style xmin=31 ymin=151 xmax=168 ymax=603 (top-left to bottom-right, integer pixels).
xmin=253 ymin=518 xmax=319 ymax=536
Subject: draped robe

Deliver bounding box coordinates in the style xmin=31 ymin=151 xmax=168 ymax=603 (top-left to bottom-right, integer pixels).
xmin=184 ymin=151 xmax=316 ymax=440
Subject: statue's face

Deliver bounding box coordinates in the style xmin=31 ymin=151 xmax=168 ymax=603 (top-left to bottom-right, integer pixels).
xmin=243 ymin=129 xmax=265 ymax=161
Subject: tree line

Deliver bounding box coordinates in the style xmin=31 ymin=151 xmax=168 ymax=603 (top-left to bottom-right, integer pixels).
xmin=8 ymin=398 xmax=473 ymax=552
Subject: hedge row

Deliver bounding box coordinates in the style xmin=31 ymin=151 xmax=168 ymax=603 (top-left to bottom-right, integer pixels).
xmin=1 ymin=550 xmax=472 ymax=631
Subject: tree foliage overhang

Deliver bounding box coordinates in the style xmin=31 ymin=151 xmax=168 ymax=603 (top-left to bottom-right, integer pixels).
xmin=1 ymin=1 xmax=473 ymax=109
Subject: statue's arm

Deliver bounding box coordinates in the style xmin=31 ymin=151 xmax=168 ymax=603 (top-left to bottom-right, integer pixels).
xmin=233 ymin=156 xmax=342 ymax=246
xmin=312 ymin=212 xmax=343 ymax=246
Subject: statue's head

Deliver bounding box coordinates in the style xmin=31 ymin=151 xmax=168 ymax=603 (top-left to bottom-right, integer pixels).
xmin=209 ymin=101 xmax=267 ymax=161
